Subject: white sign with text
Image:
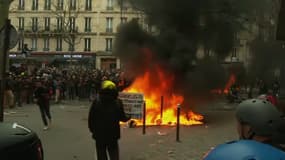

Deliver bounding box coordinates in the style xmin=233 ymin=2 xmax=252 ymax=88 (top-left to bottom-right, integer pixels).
xmin=118 ymin=92 xmax=144 ymax=119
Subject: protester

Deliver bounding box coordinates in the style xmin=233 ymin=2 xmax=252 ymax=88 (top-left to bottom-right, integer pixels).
xmin=258 ymin=80 xmax=268 ymax=95
xmin=204 ymin=98 xmax=285 ymax=159
xmin=204 ymin=140 xmax=285 ymax=160
xmin=4 ymin=65 xmax=130 ymax=106
xmin=272 ymin=80 xmax=280 ymax=97
xmin=88 ymin=80 xmax=130 ymax=160
xmin=266 ymin=89 xmax=278 ymax=106
xmin=34 ymin=80 xmax=52 ymax=130
xmin=236 ymin=99 xmax=285 ymax=150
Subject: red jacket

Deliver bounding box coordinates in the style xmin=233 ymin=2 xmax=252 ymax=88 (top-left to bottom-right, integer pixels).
xmin=266 ymin=95 xmax=277 ymax=106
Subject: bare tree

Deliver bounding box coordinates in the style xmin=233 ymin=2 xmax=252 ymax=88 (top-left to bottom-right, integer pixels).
xmin=51 ymin=0 xmax=83 ymax=52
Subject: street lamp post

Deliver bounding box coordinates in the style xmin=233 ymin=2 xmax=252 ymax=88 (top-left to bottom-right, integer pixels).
xmin=0 ymin=0 xmax=13 ymax=122
xmin=120 ymin=0 xmax=123 ymax=19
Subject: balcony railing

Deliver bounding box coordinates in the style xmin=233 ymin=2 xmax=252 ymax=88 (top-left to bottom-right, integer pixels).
xmin=70 ymin=5 xmax=76 ymax=10
xmin=43 ymin=48 xmax=50 ymax=51
xmin=31 ymin=47 xmax=37 ymax=51
xmin=69 ymin=28 xmax=78 ymax=33
xmin=122 ymin=7 xmax=128 ymax=11
xmin=44 ymin=5 xmax=51 ymax=10
xmin=106 ymin=28 xmax=113 ymax=33
xmin=56 ymin=5 xmax=64 ymax=10
xmin=84 ymin=48 xmax=91 ymax=52
xmin=32 ymin=26 xmax=38 ymax=32
xmin=56 ymin=48 xmax=62 ymax=51
xmin=21 ymin=26 xmax=85 ymax=37
xmin=18 ymin=6 xmax=25 ymax=10
xmin=85 ymin=28 xmax=91 ymax=32
xmin=106 ymin=48 xmax=112 ymax=52
xmin=106 ymin=6 xmax=114 ymax=10
xmin=45 ymin=27 xmax=50 ymax=31
xmin=85 ymin=6 xmax=92 ymax=11
xmin=68 ymin=47 xmax=75 ymax=51
xmin=31 ymin=6 xmax=38 ymax=10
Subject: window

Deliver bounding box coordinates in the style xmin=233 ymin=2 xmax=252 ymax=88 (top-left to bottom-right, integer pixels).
xmin=57 ymin=0 xmax=64 ymax=10
xmin=57 ymin=17 xmax=63 ymax=31
xmin=56 ymin=37 xmax=62 ymax=51
xmin=18 ymin=0 xmax=25 ymax=10
xmin=121 ymin=17 xmax=127 ymax=24
xmin=85 ymin=0 xmax=92 ymax=10
xmin=204 ymin=48 xmax=210 ymax=57
xmin=232 ymin=32 xmax=239 ymax=59
xmin=232 ymin=48 xmax=237 ymax=58
xmin=68 ymin=38 xmax=75 ymax=51
xmin=32 ymin=0 xmax=38 ymax=10
xmin=31 ymin=38 xmax=37 ymax=51
xmin=32 ymin=17 xmax=38 ymax=32
xmin=18 ymin=39 xmax=24 ymax=51
xmin=70 ymin=0 xmax=76 ymax=10
xmin=69 ymin=17 xmax=76 ymax=31
xmin=107 ymin=0 xmax=114 ymax=10
xmin=85 ymin=17 xmax=91 ymax=32
xmin=18 ymin=17 xmax=24 ymax=30
xmin=106 ymin=17 xmax=113 ymax=33
xmin=43 ymin=38 xmax=50 ymax=51
xmin=84 ymin=38 xmax=91 ymax=51
xmin=44 ymin=0 xmax=51 ymax=10
xmin=121 ymin=1 xmax=128 ymax=10
xmin=106 ymin=38 xmax=113 ymax=51
xmin=44 ymin=17 xmax=50 ymax=31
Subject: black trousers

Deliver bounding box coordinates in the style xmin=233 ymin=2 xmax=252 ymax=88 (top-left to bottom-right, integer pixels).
xmin=38 ymin=101 xmax=51 ymax=126
xmin=95 ymin=140 xmax=119 ymax=160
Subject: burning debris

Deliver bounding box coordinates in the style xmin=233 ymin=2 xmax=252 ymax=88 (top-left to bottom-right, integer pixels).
xmin=115 ymin=0 xmax=269 ymax=125
xmin=211 ymin=74 xmax=237 ymax=95
xmin=122 ymin=48 xmax=204 ymax=126
xmin=114 ymin=1 xmax=253 ymax=107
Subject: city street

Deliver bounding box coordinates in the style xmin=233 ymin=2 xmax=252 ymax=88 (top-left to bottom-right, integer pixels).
xmin=3 ymin=100 xmax=238 ymax=160
xmin=0 ymin=0 xmax=284 ymax=159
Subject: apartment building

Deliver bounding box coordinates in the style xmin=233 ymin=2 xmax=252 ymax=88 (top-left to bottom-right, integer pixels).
xmin=8 ymin=0 xmax=143 ymax=69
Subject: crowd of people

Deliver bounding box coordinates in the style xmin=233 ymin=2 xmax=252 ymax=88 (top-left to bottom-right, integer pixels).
xmin=3 ymin=64 xmax=285 ymax=159
xmin=4 ymin=65 xmax=131 ymax=109
xmin=227 ymin=79 xmax=281 ymax=104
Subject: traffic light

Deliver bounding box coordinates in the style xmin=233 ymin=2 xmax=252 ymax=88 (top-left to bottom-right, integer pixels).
xmin=276 ymin=0 xmax=285 ymax=41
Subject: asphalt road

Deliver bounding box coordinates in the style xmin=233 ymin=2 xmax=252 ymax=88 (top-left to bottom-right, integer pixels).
xmin=3 ymin=100 xmax=238 ymax=160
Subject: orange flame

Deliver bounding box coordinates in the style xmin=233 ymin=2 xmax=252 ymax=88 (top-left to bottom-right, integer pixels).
xmin=123 ymin=66 xmax=204 ymax=126
xmin=211 ymin=74 xmax=236 ymax=95
xmin=223 ymin=74 xmax=236 ymax=94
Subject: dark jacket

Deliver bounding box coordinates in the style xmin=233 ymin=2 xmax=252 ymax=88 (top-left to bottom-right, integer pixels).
xmin=34 ymin=86 xmax=50 ymax=105
xmin=88 ymin=90 xmax=130 ymax=142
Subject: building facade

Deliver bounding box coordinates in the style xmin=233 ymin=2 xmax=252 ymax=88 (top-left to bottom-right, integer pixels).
xmin=9 ymin=0 xmax=281 ymax=72
xmin=8 ymin=0 xmax=143 ymax=70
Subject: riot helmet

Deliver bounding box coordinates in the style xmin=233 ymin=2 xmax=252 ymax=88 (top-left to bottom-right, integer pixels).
xmin=204 ymin=140 xmax=285 ymax=160
xmin=236 ymin=99 xmax=285 ymax=141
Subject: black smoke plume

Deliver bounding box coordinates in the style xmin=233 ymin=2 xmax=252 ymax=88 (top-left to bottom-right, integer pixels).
xmin=115 ymin=0 xmax=262 ymax=108
xmin=248 ymin=39 xmax=285 ymax=84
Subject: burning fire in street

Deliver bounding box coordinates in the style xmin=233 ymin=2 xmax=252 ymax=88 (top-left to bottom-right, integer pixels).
xmin=223 ymin=74 xmax=236 ymax=94
xmin=123 ymin=66 xmax=204 ymax=126
xmin=211 ymin=74 xmax=236 ymax=94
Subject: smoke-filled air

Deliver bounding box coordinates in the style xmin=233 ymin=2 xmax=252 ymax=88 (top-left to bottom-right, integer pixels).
xmin=114 ymin=0 xmax=275 ymax=109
